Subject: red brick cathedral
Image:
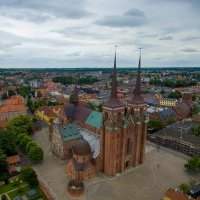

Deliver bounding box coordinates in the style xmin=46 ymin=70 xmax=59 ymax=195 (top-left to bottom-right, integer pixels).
xmin=51 ymin=50 xmax=148 ymax=187
xmin=103 ymin=49 xmax=148 ymax=176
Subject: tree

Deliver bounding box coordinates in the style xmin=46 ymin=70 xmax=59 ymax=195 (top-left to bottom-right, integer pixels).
xmin=179 ymin=183 xmax=190 ymax=193
xmin=26 ymin=141 xmax=38 ymax=153
xmin=185 ymin=156 xmax=200 ymax=173
xmin=5 ymin=115 xmax=43 ymax=164
xmin=16 ymin=133 xmax=28 ymax=145
xmin=17 ymin=86 xmax=32 ymax=98
xmin=166 ymin=117 xmax=176 ymax=125
xmin=53 ymin=76 xmax=98 ymax=85
xmin=0 ymin=130 xmax=17 ymax=156
xmin=168 ymin=91 xmax=182 ymax=99
xmin=192 ymin=125 xmax=200 ymax=136
xmin=7 ymin=115 xmax=33 ymax=135
xmin=150 ymin=78 xmax=162 ymax=86
xmin=148 ymin=120 xmax=164 ymax=130
xmin=27 ymin=98 xmax=47 ymax=113
xmin=1 ymin=194 xmax=9 ymax=200
xmin=18 ymin=135 xmax=32 ymax=152
xmin=0 ymin=149 xmax=8 ymax=182
xmin=28 ymin=146 xmax=43 ymax=163
xmin=21 ymin=167 xmax=38 ymax=187
xmin=192 ymin=104 xmax=200 ymax=115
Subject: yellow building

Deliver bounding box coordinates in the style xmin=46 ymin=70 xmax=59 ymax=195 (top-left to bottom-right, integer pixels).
xmin=35 ymin=106 xmax=62 ymax=125
xmin=159 ymin=98 xmax=177 ymax=107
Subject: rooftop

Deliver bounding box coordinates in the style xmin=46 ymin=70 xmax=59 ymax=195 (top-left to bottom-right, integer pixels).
xmin=155 ymin=121 xmax=200 ymax=148
xmin=164 ymin=188 xmax=193 ymax=200
xmin=85 ymin=111 xmax=102 ymax=129
xmin=60 ymin=123 xmax=81 ymax=141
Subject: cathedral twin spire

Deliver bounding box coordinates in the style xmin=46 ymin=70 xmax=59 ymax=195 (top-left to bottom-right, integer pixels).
xmin=131 ymin=48 xmax=144 ymax=104
xmin=107 ymin=47 xmax=144 ymax=107
xmin=110 ymin=46 xmax=117 ymax=99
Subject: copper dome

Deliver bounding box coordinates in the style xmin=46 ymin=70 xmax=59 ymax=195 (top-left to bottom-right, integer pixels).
xmin=72 ymin=139 xmax=91 ymax=156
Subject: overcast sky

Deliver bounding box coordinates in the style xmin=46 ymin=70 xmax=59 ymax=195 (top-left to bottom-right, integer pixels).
xmin=0 ymin=0 xmax=199 ymax=68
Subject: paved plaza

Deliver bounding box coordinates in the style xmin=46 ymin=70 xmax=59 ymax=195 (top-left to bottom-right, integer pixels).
xmin=33 ymin=127 xmax=199 ymax=200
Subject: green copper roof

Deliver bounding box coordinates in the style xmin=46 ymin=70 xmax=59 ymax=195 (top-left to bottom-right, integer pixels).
xmin=60 ymin=123 xmax=81 ymax=141
xmin=85 ymin=111 xmax=103 ymax=129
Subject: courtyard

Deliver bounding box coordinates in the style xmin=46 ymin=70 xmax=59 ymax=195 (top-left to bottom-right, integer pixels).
xmin=33 ymin=127 xmax=199 ymax=200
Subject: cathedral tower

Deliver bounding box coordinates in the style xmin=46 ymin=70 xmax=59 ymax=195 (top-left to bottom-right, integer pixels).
xmin=127 ymin=49 xmax=148 ymax=166
xmin=102 ymin=48 xmax=125 ymax=176
xmin=102 ymin=49 xmax=148 ymax=176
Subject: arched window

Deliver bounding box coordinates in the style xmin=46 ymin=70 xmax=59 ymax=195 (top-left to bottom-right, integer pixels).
xmin=104 ymin=112 xmax=108 ymax=120
xmin=126 ymin=138 xmax=132 ymax=155
xmin=117 ymin=112 xmax=121 ymax=121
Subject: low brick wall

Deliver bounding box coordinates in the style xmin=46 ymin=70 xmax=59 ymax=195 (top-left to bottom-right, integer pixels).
xmin=39 ymin=180 xmax=56 ymax=200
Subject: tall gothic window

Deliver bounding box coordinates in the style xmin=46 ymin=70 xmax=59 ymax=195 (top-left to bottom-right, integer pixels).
xmin=126 ymin=138 xmax=132 ymax=155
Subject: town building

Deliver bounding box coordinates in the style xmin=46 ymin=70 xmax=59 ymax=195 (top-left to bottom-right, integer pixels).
xmin=35 ymin=105 xmax=63 ymax=125
xmin=0 ymin=95 xmax=27 ymax=128
xmin=6 ymin=155 xmax=21 ymax=175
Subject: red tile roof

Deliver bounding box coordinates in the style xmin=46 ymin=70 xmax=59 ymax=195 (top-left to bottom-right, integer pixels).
xmin=164 ymin=188 xmax=194 ymax=200
xmin=0 ymin=96 xmax=27 ymax=114
xmin=6 ymin=155 xmax=21 ymax=165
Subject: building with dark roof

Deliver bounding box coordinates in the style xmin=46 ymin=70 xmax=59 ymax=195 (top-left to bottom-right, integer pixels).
xmin=148 ymin=120 xmax=200 ymax=156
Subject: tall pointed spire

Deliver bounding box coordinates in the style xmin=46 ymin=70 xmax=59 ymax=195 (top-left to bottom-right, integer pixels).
xmin=131 ymin=48 xmax=144 ymax=104
xmin=69 ymin=85 xmax=79 ymax=105
xmin=104 ymin=46 xmax=123 ymax=108
xmin=134 ymin=48 xmax=142 ymax=96
xmin=110 ymin=46 xmax=117 ymax=99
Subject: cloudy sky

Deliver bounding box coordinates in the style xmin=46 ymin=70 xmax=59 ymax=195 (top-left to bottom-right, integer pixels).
xmin=0 ymin=0 xmax=199 ymax=68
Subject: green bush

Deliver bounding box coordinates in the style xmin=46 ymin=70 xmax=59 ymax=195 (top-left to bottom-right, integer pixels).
xmin=5 ymin=115 xmax=44 ymax=164
xmin=26 ymin=141 xmax=38 ymax=153
xmin=185 ymin=156 xmax=200 ymax=173
xmin=148 ymin=120 xmax=164 ymax=130
xmin=192 ymin=125 xmax=200 ymax=136
xmin=28 ymin=146 xmax=43 ymax=163
xmin=21 ymin=167 xmax=38 ymax=187
xmin=179 ymin=183 xmax=190 ymax=193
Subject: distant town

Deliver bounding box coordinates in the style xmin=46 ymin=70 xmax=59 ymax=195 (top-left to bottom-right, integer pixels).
xmin=0 ymin=60 xmax=200 ymax=200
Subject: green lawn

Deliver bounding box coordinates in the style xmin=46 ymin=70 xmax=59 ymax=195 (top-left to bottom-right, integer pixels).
xmin=0 ymin=182 xmax=47 ymax=200
xmin=8 ymin=185 xmax=29 ymax=199
xmin=0 ymin=183 xmax=15 ymax=194
xmin=8 ymin=186 xmax=47 ymax=200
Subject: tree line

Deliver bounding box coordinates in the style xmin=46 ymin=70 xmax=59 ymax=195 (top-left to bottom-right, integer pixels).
xmin=150 ymin=78 xmax=197 ymax=88
xmin=0 ymin=115 xmax=43 ymax=183
xmin=53 ymin=76 xmax=98 ymax=85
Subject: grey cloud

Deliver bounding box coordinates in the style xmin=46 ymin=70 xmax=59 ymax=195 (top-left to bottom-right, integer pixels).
xmin=54 ymin=27 xmax=110 ymax=41
xmin=159 ymin=36 xmax=173 ymax=40
xmin=0 ymin=31 xmax=24 ymax=51
xmin=182 ymin=48 xmax=199 ymax=53
xmin=66 ymin=52 xmax=81 ymax=57
xmin=124 ymin=9 xmax=145 ymax=17
xmin=139 ymin=32 xmax=158 ymax=38
xmin=182 ymin=36 xmax=200 ymax=41
xmin=151 ymin=0 xmax=200 ymax=6
xmin=134 ymin=40 xmax=158 ymax=49
xmin=0 ymin=0 xmax=91 ymax=20
xmin=0 ymin=42 xmax=21 ymax=49
xmin=0 ymin=7 xmax=52 ymax=22
xmin=95 ymin=8 xmax=147 ymax=28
